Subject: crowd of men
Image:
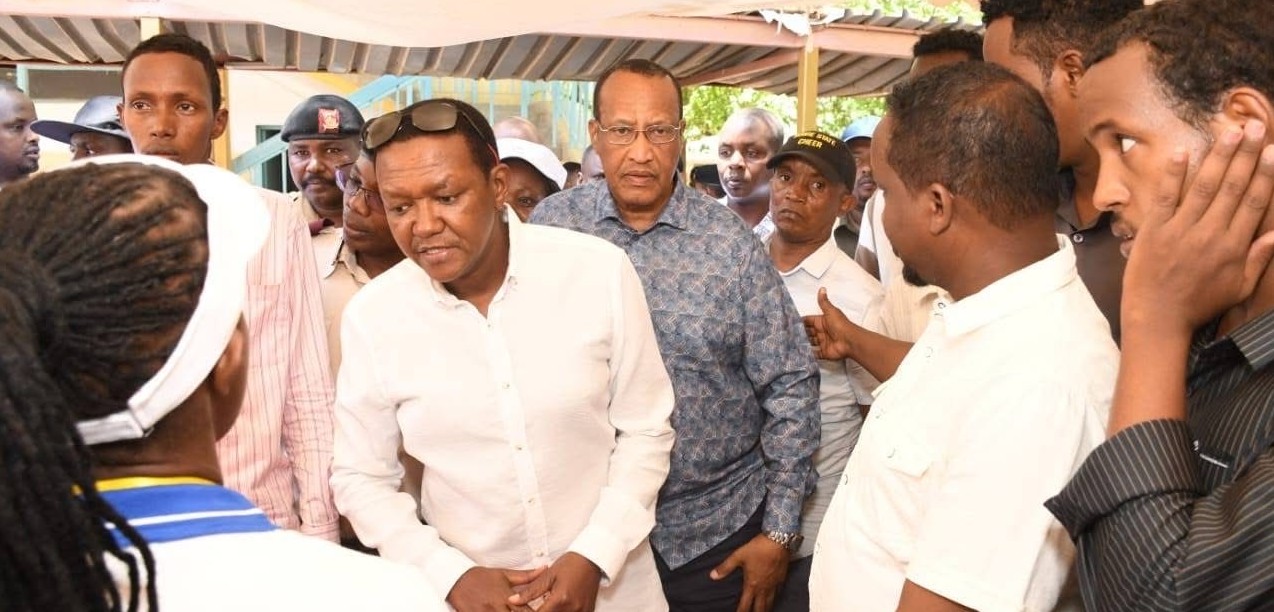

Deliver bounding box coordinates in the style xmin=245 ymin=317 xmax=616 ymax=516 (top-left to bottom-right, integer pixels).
xmin=1 ymin=0 xmax=1273 ymax=610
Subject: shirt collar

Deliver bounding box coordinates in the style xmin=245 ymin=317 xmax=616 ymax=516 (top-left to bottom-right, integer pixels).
xmin=292 ymin=191 xmax=323 ymax=223
xmin=592 ymin=178 xmax=691 ymax=232
xmin=325 ymin=239 xmax=373 ymax=284
xmin=777 ymin=237 xmax=840 ymax=280
xmin=1054 ymin=169 xmax=1115 ymax=233
xmin=423 ymin=207 xmax=520 ymax=307
xmin=942 ymin=236 xmax=1077 ymax=338
xmin=1202 ymin=309 xmax=1274 ymax=370
xmin=99 ymin=480 xmax=275 ymax=548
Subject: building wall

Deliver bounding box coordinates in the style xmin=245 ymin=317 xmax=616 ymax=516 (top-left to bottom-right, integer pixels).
xmin=18 ymin=66 xmax=592 ymax=179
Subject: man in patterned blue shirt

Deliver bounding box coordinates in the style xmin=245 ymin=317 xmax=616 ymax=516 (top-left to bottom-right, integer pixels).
xmin=531 ymin=59 xmax=820 ymax=612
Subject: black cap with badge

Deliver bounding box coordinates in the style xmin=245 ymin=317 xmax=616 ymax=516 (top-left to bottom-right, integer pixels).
xmin=766 ymin=130 xmax=857 ymax=188
xmin=280 ymin=94 xmax=364 ymax=142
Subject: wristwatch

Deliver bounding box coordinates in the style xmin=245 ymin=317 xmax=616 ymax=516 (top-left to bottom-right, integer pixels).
xmin=764 ymin=530 xmax=804 ymax=553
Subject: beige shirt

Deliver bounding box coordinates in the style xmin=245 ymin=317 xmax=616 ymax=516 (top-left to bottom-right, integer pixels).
xmin=291 ymin=191 xmax=342 ymax=274
xmin=772 ymin=237 xmax=883 ymax=558
xmin=317 ymin=240 xmax=370 ymax=377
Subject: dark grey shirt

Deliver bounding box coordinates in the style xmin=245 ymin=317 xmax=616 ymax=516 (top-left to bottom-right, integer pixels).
xmin=1046 ymin=310 xmax=1274 ymax=610
xmin=1056 ymin=173 xmax=1126 ymax=343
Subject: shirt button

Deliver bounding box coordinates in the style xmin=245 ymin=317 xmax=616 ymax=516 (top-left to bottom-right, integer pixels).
xmin=841 ymin=474 xmax=849 ymax=485
xmin=887 ymin=448 xmax=896 ymax=458
xmin=1072 ymin=233 xmax=1085 ymax=244
xmin=527 ymin=497 xmax=536 ymax=504
xmin=514 ymin=444 xmax=524 ymax=451
xmin=924 ymin=347 xmax=934 ymax=358
xmin=501 ymin=382 xmax=511 ymax=390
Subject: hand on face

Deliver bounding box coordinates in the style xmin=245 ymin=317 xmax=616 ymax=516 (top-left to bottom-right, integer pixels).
xmin=1122 ymin=120 xmax=1274 ymax=336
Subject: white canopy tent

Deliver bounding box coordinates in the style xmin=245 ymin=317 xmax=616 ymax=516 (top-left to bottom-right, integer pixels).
xmin=0 ymin=0 xmax=983 ymax=130
xmin=4 ymin=1 xmax=976 ymax=48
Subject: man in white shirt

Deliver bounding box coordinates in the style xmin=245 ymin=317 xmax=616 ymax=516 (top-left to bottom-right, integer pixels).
xmin=764 ymin=130 xmax=883 ymax=612
xmin=330 ymin=98 xmax=675 ymax=612
xmin=718 ymin=107 xmax=784 ymax=241
xmin=119 ymin=33 xmax=340 ymax=541
xmin=806 ymin=62 xmax=1117 ymax=612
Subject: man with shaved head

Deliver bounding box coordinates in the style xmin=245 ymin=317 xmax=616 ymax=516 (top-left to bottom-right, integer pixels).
xmin=0 ymin=81 xmax=39 ymax=190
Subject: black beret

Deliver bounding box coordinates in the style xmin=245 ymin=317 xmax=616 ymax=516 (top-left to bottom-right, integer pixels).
xmin=280 ymin=95 xmax=364 ymax=142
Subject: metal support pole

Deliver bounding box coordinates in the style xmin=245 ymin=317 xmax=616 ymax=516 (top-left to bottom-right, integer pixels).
xmin=213 ymin=69 xmax=231 ymax=169
xmin=796 ymin=37 xmax=819 ymax=133
xmin=139 ymin=17 xmax=162 ymax=40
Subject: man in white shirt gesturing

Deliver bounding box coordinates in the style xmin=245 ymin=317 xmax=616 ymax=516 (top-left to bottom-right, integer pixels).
xmin=331 ymin=98 xmax=676 ymax=612
xmin=806 ymin=62 xmax=1117 ymax=611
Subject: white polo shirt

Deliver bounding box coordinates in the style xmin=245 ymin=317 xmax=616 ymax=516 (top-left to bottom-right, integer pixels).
xmin=771 ymin=237 xmax=883 ymax=559
xmin=809 ymin=238 xmax=1117 ymax=612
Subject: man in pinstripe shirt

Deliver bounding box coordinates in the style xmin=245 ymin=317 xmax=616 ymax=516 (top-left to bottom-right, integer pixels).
xmin=1045 ymin=1 xmax=1274 ymax=609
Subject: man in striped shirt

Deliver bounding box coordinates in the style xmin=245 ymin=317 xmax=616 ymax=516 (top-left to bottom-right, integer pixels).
xmin=1045 ymin=1 xmax=1274 ymax=608
xmin=119 ymin=33 xmax=340 ymax=541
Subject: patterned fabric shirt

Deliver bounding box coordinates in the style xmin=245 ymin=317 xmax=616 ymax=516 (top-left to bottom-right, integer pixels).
xmin=531 ymin=180 xmax=820 ymax=568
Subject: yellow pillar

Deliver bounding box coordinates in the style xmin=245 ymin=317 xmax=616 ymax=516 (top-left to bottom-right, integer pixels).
xmin=212 ymin=69 xmax=231 ymax=168
xmin=139 ymin=17 xmax=162 ymax=40
xmin=796 ymin=38 xmax=819 ymax=133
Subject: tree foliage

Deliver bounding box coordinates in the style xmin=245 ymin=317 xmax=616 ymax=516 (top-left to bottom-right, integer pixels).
xmin=683 ymin=0 xmax=979 ymax=141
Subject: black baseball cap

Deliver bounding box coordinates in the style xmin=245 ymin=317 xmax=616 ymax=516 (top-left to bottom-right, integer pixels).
xmin=280 ymin=94 xmax=364 ymax=142
xmin=766 ymin=130 xmax=856 ymax=188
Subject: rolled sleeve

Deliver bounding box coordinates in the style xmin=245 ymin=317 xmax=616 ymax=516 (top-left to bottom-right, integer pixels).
xmin=907 ymin=382 xmax=1098 ymax=611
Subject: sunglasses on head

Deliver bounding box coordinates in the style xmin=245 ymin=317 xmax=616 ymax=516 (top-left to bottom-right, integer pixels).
xmin=361 ymin=101 xmax=498 ymax=162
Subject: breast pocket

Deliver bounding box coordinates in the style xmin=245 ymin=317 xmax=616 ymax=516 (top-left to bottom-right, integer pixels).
xmin=882 ymin=442 xmax=932 ymax=479
xmin=869 ymin=437 xmax=934 ymax=558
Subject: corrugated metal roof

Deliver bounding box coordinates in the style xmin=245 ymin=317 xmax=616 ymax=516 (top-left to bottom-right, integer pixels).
xmin=0 ymin=12 xmax=979 ymax=97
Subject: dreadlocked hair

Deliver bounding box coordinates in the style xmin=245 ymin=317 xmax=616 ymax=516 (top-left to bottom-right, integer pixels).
xmin=0 ymin=162 xmax=209 ymax=612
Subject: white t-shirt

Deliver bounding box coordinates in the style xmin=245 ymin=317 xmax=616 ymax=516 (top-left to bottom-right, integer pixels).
xmin=809 ymin=238 xmax=1117 ymax=612
xmin=102 ymin=481 xmax=445 ymax=611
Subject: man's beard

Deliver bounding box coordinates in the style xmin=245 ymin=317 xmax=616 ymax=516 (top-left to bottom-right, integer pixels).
xmin=902 ymin=264 xmax=930 ymax=288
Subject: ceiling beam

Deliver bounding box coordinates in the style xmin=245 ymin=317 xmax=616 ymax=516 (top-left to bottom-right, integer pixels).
xmin=539 ymin=15 xmax=920 ymax=59
xmin=681 ymin=49 xmax=800 ymax=87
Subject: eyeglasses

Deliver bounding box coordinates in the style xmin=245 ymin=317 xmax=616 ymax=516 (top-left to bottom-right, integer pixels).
xmin=335 ymin=163 xmax=383 ymax=209
xmin=596 ymin=124 xmax=682 ymax=146
xmin=361 ymin=100 xmax=498 ymax=162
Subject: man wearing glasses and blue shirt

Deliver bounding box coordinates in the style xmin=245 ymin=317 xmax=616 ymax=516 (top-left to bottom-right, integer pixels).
xmin=532 ymin=59 xmax=821 ymax=612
